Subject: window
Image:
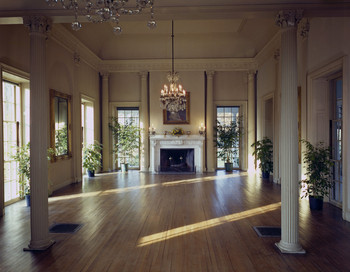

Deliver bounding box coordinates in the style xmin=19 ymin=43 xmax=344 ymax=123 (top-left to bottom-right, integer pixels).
xmin=117 ymin=107 xmax=140 ymax=169
xmin=330 ymin=77 xmax=342 ymax=205
xmin=216 ymin=106 xmax=240 ymax=169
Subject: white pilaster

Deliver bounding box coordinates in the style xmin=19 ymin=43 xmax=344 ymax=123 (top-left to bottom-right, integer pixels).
xmin=274 ymin=49 xmax=281 ymax=184
xmin=139 ymin=71 xmax=149 ymax=172
xmin=247 ymin=71 xmax=256 ymax=174
xmin=73 ymin=52 xmax=82 ymax=183
xmin=101 ymin=72 xmax=110 ymax=172
xmin=0 ymin=68 xmax=4 ymax=216
xmin=206 ymin=71 xmax=215 ymax=172
xmin=23 ymin=15 xmax=55 ymax=251
xmin=275 ymin=10 xmax=305 ymax=254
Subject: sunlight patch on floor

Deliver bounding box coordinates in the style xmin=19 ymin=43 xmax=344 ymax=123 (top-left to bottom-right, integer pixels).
xmin=137 ymin=202 xmax=281 ymax=247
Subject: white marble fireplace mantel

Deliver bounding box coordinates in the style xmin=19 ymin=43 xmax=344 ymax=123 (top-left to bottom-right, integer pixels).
xmin=149 ymin=134 xmax=205 ymax=173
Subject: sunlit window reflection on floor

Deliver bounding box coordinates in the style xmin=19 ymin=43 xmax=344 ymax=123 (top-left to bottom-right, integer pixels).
xmin=49 ymin=173 xmax=245 ymax=202
xmin=137 ymin=202 xmax=281 ymax=247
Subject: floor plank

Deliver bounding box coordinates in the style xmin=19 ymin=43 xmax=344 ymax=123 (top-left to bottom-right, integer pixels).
xmin=1 ymin=171 xmax=350 ymax=272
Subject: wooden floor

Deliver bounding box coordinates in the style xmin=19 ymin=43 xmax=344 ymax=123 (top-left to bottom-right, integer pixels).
xmin=1 ymin=171 xmax=350 ymax=272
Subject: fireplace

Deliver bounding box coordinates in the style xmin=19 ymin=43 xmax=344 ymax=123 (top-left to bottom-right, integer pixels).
xmin=149 ymin=135 xmax=205 ymax=173
xmin=160 ymin=149 xmax=194 ymax=172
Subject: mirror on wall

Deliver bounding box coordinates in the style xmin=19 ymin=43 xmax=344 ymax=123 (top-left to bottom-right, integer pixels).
xmin=50 ymin=89 xmax=72 ymax=160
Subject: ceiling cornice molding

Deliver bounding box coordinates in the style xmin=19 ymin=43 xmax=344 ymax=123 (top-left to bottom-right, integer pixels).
xmin=99 ymin=58 xmax=257 ymax=73
xmin=50 ymin=24 xmax=101 ymax=71
xmin=254 ymin=32 xmax=281 ymax=66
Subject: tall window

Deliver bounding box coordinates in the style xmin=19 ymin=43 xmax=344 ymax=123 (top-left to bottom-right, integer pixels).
xmin=3 ymin=81 xmax=20 ymax=203
xmin=216 ymin=106 xmax=240 ymax=169
xmin=81 ymin=98 xmax=94 ymax=173
xmin=117 ymin=107 xmax=140 ymax=169
xmin=330 ymin=77 xmax=342 ymax=205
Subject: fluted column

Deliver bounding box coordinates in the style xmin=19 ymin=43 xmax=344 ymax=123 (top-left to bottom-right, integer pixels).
xmin=139 ymin=71 xmax=149 ymax=172
xmin=275 ymin=10 xmax=305 ymax=254
xmin=23 ymin=16 xmax=55 ymax=251
xmin=247 ymin=71 xmax=256 ymax=174
xmin=274 ymin=49 xmax=281 ymax=184
xmin=206 ymin=71 xmax=215 ymax=172
xmin=101 ymin=72 xmax=110 ymax=172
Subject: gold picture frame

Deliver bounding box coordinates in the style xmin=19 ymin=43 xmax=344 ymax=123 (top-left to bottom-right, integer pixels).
xmin=163 ymin=92 xmax=190 ymax=124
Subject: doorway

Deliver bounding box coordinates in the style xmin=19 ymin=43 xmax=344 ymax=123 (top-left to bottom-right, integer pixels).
xmin=81 ymin=97 xmax=94 ymax=174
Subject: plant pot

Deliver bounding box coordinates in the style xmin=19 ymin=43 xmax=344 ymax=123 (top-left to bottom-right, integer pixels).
xmin=25 ymin=194 xmax=30 ymax=207
xmin=87 ymin=170 xmax=95 ymax=177
xmin=121 ymin=163 xmax=129 ymax=172
xmin=309 ymin=196 xmax=323 ymax=210
xmin=262 ymin=171 xmax=270 ymax=179
xmin=224 ymin=162 xmax=233 ymax=172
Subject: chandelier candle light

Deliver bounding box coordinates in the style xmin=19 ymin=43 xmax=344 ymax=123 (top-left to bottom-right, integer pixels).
xmin=160 ymin=21 xmax=187 ymax=113
xmin=45 ymin=0 xmax=156 ymax=34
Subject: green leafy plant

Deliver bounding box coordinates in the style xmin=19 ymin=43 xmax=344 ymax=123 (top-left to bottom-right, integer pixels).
xmin=82 ymin=141 xmax=103 ymax=172
xmin=251 ymin=137 xmax=273 ymax=175
xmin=55 ymin=125 xmax=68 ymax=155
xmin=300 ymin=139 xmax=333 ymax=198
xmin=214 ymin=119 xmax=243 ymax=164
xmin=109 ymin=118 xmax=140 ymax=165
xmin=12 ymin=143 xmax=30 ymax=198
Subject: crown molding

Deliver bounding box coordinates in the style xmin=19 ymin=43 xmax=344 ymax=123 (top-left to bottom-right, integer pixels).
xmin=254 ymin=32 xmax=281 ymax=66
xmin=99 ymin=58 xmax=257 ymax=73
xmin=50 ymin=24 xmax=101 ymax=71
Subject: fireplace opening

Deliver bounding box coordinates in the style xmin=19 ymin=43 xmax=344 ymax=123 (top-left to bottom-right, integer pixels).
xmin=160 ymin=149 xmax=195 ymax=172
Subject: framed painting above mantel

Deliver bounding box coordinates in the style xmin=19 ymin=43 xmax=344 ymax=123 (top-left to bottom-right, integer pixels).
xmin=163 ymin=92 xmax=190 ymax=124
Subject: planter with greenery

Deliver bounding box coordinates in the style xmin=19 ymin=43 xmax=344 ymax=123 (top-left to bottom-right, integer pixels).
xmin=214 ymin=119 xmax=243 ymax=172
xmin=300 ymin=139 xmax=333 ymax=210
xmin=82 ymin=141 xmax=103 ymax=177
xmin=109 ymin=118 xmax=140 ymax=172
xmin=251 ymin=137 xmax=273 ymax=179
xmin=12 ymin=143 xmax=30 ymax=201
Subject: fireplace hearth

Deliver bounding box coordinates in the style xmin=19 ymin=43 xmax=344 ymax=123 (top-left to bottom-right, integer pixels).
xmin=160 ymin=149 xmax=194 ymax=172
xmin=149 ymin=135 xmax=205 ymax=173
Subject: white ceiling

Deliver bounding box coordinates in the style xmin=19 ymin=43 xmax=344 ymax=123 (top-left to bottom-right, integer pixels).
xmin=1 ymin=1 xmax=350 ymax=60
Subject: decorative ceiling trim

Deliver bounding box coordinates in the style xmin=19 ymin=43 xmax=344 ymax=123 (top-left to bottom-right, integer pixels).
xmin=254 ymin=32 xmax=281 ymax=66
xmin=100 ymin=58 xmax=257 ymax=73
xmin=50 ymin=24 xmax=101 ymax=71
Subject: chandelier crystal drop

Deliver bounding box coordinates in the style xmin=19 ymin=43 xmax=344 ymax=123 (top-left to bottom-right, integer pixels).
xmin=45 ymin=0 xmax=156 ymax=34
xmin=160 ymin=21 xmax=187 ymax=113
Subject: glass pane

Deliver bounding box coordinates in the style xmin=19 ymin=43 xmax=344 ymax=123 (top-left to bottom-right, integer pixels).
xmin=3 ymin=82 xmax=15 ymax=103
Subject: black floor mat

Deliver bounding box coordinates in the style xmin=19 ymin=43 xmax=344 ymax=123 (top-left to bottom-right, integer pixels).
xmin=253 ymin=226 xmax=281 ymax=237
xmin=49 ymin=223 xmax=82 ymax=233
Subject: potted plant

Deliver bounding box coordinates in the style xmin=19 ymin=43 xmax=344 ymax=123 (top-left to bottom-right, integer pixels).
xmin=109 ymin=118 xmax=140 ymax=172
xmin=12 ymin=143 xmax=31 ymax=205
xmin=82 ymin=141 xmax=103 ymax=177
xmin=251 ymin=137 xmax=273 ymax=179
xmin=300 ymin=139 xmax=333 ymax=210
xmin=214 ymin=119 xmax=243 ymax=172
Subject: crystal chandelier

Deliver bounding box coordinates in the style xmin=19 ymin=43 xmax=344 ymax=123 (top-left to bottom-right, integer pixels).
xmin=160 ymin=21 xmax=187 ymax=113
xmin=45 ymin=0 xmax=156 ymax=34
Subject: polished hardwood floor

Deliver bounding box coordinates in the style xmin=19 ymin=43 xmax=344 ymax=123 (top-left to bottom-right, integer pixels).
xmin=1 ymin=171 xmax=350 ymax=272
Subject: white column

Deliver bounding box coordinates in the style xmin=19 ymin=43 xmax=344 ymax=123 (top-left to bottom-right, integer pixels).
xmin=139 ymin=71 xmax=149 ymax=172
xmin=247 ymin=71 xmax=256 ymax=174
xmin=206 ymin=71 xmax=215 ymax=172
xmin=275 ymin=10 xmax=305 ymax=254
xmin=0 ymin=68 xmax=4 ymax=216
xmin=23 ymin=16 xmax=55 ymax=251
xmin=101 ymin=72 xmax=110 ymax=172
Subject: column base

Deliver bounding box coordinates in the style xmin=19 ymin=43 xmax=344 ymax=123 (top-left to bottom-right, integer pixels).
xmin=275 ymin=241 xmax=305 ymax=254
xmin=24 ymin=239 xmax=55 ymax=251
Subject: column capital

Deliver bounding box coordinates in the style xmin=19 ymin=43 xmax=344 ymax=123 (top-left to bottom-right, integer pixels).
xmin=139 ymin=71 xmax=148 ymax=79
xmin=100 ymin=72 xmax=110 ymax=78
xmin=23 ymin=16 xmax=52 ymax=36
xmin=248 ymin=70 xmax=256 ymax=76
xmin=275 ymin=10 xmax=303 ymax=28
xmin=206 ymin=70 xmax=215 ymax=79
xmin=298 ymin=18 xmax=310 ymax=39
